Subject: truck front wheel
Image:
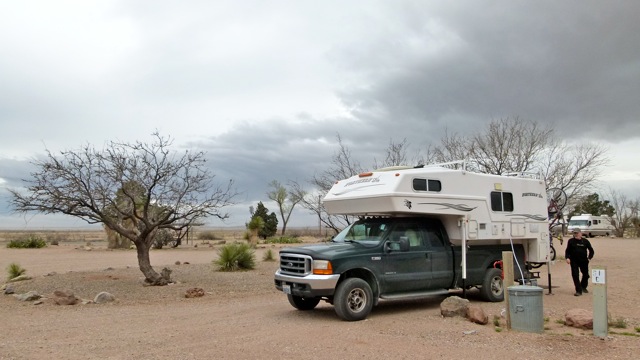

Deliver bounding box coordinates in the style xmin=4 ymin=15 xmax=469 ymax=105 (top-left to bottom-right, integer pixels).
xmin=287 ymin=295 xmax=321 ymax=310
xmin=480 ymin=268 xmax=504 ymax=302
xmin=334 ymin=278 xmax=373 ymax=321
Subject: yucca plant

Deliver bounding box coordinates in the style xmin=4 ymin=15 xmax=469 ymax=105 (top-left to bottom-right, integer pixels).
xmin=263 ymin=249 xmax=276 ymax=262
xmin=215 ymin=243 xmax=255 ymax=271
xmin=7 ymin=263 xmax=26 ymax=280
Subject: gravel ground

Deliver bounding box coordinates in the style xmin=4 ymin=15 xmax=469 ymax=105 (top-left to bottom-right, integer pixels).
xmin=1 ymin=237 xmax=639 ymax=360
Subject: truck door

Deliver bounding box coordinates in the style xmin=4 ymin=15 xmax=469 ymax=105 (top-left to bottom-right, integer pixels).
xmin=382 ymin=222 xmax=432 ymax=293
xmin=425 ymin=227 xmax=454 ymax=289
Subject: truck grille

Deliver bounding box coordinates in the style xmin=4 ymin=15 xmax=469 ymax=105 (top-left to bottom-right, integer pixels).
xmin=279 ymin=253 xmax=312 ymax=276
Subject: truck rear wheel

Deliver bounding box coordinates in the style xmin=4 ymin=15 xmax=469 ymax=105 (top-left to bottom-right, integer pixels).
xmin=287 ymin=295 xmax=321 ymax=310
xmin=334 ymin=278 xmax=373 ymax=321
xmin=480 ymin=268 xmax=504 ymax=302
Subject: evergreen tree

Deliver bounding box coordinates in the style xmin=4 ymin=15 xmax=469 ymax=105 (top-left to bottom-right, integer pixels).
xmin=571 ymin=193 xmax=615 ymax=217
xmin=252 ymin=202 xmax=278 ymax=239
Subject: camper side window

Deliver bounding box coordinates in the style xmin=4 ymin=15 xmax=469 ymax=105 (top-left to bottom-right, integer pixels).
xmin=412 ymin=178 xmax=442 ymax=192
xmin=490 ymin=191 xmax=514 ymax=212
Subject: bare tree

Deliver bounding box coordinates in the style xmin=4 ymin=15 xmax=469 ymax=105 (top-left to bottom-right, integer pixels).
xmin=9 ymin=133 xmax=236 ymax=285
xmin=431 ymin=130 xmax=473 ymax=165
xmin=305 ymin=134 xmax=363 ymax=234
xmin=431 ymin=117 xmax=608 ymax=201
xmin=373 ymin=138 xmax=409 ymax=169
xmin=629 ymin=199 xmax=640 ymax=237
xmin=539 ymin=141 xmax=609 ymax=203
xmin=267 ymin=180 xmax=305 ymax=235
xmin=606 ymin=188 xmax=635 ymax=237
xmin=471 ymin=117 xmax=552 ymax=174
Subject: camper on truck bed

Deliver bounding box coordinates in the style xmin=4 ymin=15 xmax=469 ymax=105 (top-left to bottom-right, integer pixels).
xmin=274 ymin=161 xmax=551 ymax=321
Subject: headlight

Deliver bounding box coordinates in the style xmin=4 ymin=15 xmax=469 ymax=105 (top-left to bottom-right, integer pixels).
xmin=313 ymin=260 xmax=333 ymax=275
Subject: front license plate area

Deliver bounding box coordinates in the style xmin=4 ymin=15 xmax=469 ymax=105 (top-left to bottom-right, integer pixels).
xmin=283 ymin=284 xmax=291 ymax=294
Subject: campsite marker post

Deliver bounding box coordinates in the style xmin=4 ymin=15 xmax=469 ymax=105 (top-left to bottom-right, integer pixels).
xmin=592 ymin=266 xmax=607 ymax=338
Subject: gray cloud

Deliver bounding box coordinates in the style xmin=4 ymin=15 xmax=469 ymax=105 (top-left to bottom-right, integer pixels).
xmin=1 ymin=1 xmax=639 ymax=228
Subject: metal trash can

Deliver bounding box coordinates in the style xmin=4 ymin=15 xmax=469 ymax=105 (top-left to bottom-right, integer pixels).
xmin=508 ymin=285 xmax=544 ymax=333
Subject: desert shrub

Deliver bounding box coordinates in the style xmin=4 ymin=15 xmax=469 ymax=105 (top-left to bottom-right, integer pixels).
xmin=263 ymin=249 xmax=276 ymax=262
xmin=215 ymin=243 xmax=255 ymax=271
xmin=198 ymin=230 xmax=222 ymax=240
xmin=6 ymin=263 xmax=26 ymax=280
xmin=264 ymin=236 xmax=302 ymax=244
xmin=46 ymin=233 xmax=64 ymax=245
xmin=7 ymin=234 xmax=47 ymax=248
xmin=492 ymin=315 xmax=500 ymax=327
xmin=609 ymin=317 xmax=628 ymax=329
xmin=286 ymin=228 xmax=324 ymax=237
xmin=152 ymin=229 xmax=174 ymax=249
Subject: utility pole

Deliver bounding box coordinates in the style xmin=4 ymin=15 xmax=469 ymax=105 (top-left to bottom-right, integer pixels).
xmin=318 ymin=194 xmax=322 ymax=236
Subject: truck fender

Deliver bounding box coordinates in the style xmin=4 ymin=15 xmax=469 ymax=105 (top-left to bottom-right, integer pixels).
xmin=337 ymin=268 xmax=381 ymax=305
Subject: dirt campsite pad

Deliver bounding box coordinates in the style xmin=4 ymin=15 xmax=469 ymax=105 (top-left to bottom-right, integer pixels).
xmin=1 ymin=236 xmax=639 ymax=359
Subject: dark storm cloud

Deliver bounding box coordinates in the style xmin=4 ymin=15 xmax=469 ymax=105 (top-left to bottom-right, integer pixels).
xmin=334 ymin=1 xmax=640 ymax=142
xmin=187 ymin=115 xmax=376 ymax=203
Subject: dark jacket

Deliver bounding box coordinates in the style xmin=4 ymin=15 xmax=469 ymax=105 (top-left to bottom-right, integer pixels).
xmin=565 ymin=236 xmax=594 ymax=263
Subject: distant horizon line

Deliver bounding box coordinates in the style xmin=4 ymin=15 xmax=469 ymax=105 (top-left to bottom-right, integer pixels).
xmin=0 ymin=224 xmax=324 ymax=232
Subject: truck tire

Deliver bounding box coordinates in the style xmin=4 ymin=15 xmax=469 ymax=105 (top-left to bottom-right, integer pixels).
xmin=334 ymin=278 xmax=373 ymax=321
xmin=287 ymin=294 xmax=320 ymax=310
xmin=480 ymin=268 xmax=504 ymax=302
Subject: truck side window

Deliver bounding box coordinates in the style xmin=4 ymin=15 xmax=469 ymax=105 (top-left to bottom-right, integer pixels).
xmin=425 ymin=228 xmax=445 ymax=248
xmin=391 ymin=224 xmax=426 ymax=249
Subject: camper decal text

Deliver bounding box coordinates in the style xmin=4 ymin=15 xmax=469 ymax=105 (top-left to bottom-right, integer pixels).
xmin=344 ymin=177 xmax=381 ymax=187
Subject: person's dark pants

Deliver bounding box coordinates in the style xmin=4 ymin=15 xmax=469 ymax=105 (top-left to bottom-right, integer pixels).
xmin=570 ymin=260 xmax=590 ymax=293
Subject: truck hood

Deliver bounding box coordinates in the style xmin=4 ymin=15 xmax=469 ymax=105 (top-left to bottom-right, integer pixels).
xmin=280 ymin=241 xmax=375 ymax=259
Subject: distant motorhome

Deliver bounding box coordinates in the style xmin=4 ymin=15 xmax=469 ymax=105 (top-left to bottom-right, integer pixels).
xmin=568 ymin=214 xmax=613 ymax=237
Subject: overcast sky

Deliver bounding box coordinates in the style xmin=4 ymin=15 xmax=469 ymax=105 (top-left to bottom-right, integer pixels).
xmin=1 ymin=1 xmax=639 ymax=229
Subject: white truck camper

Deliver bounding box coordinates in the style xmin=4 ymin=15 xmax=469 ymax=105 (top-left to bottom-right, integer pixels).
xmin=323 ymin=161 xmax=551 ymax=268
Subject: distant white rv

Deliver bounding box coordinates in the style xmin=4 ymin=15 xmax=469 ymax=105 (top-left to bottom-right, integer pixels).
xmin=568 ymin=214 xmax=613 ymax=237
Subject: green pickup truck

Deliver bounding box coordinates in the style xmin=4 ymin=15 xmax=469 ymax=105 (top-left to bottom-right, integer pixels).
xmin=274 ymin=216 xmax=527 ymax=321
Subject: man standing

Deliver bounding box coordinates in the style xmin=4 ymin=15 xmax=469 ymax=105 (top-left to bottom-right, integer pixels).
xmin=565 ymin=228 xmax=595 ymax=296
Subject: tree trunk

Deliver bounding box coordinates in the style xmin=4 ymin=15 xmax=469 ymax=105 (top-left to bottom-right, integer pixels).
xmin=135 ymin=241 xmax=169 ymax=285
xmin=249 ymin=229 xmax=258 ymax=247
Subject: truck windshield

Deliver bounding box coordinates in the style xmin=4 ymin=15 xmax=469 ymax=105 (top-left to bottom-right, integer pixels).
xmin=333 ymin=219 xmax=390 ymax=243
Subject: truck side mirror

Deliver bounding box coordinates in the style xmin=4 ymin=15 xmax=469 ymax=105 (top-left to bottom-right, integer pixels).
xmin=384 ymin=237 xmax=410 ymax=252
